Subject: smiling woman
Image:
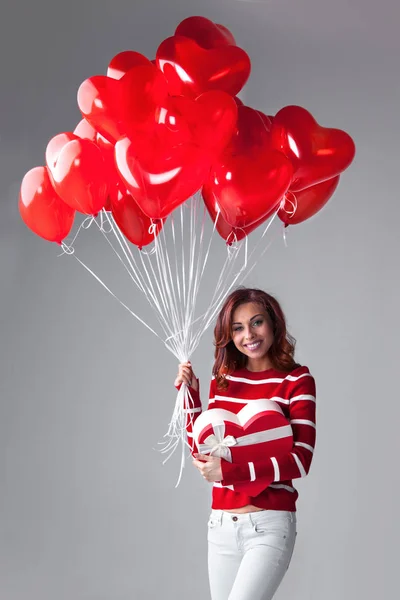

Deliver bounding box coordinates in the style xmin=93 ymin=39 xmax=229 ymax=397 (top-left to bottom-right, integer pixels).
xmin=231 ymin=303 xmax=276 ymax=371
xmin=174 ymin=287 xmax=316 ymax=600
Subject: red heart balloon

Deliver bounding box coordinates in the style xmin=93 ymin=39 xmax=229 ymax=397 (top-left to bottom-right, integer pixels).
xmin=228 ymin=105 xmax=272 ymax=156
xmin=111 ymin=189 xmax=164 ymax=249
xmin=45 ymin=132 xmax=76 ymax=172
xmin=156 ymin=35 xmax=251 ymax=98
xmin=78 ymin=65 xmax=170 ymax=143
xmin=77 ymin=75 xmax=124 ymax=143
xmin=107 ymin=51 xmax=151 ymax=80
xmin=115 ymin=135 xmax=209 ymax=220
xmin=271 ymin=105 xmax=355 ymax=191
xmin=73 ymin=118 xmax=97 ymax=141
xmin=168 ymin=90 xmax=238 ymax=160
xmin=19 ymin=166 xmax=75 ymax=243
xmin=175 ymin=16 xmax=236 ymax=49
xmin=278 ymin=175 xmax=340 ymax=226
xmin=256 ymin=110 xmax=273 ymax=131
xmin=46 ymin=135 xmax=108 ymax=214
xmin=202 ymin=185 xmax=268 ymax=244
xmin=207 ymin=150 xmax=293 ymax=228
xmin=73 ymin=121 xmax=119 ymax=211
xmin=118 ymin=65 xmax=172 ymax=140
xmin=95 ymin=133 xmax=128 ymax=212
xmin=214 ymin=24 xmax=236 ymax=46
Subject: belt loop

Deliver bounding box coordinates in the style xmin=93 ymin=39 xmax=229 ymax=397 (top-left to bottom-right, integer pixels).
xmin=214 ymin=510 xmax=223 ymax=525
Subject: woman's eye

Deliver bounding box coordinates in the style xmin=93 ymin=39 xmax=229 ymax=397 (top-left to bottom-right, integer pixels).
xmin=253 ymin=320 xmax=263 ymax=326
xmin=233 ymin=327 xmax=242 ymax=332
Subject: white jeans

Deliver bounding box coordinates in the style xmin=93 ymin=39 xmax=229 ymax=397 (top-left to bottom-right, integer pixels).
xmin=207 ymin=509 xmax=297 ymax=600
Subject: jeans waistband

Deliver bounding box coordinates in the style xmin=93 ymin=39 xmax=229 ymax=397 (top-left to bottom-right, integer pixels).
xmin=210 ymin=509 xmax=297 ymax=525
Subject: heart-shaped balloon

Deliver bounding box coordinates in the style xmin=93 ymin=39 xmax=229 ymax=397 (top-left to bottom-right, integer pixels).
xmin=278 ymin=175 xmax=340 ymax=226
xmin=256 ymin=110 xmax=273 ymax=130
xmin=78 ymin=64 xmax=170 ymax=143
xmin=118 ymin=65 xmax=170 ymax=135
xmin=228 ymin=105 xmax=272 ymax=156
xmin=202 ymin=185 xmax=269 ymax=244
xmin=45 ymin=132 xmax=76 ymax=172
xmin=115 ymin=134 xmax=209 ymax=220
xmin=111 ymin=189 xmax=164 ymax=248
xmin=271 ymin=105 xmax=355 ymax=191
xmin=19 ymin=166 xmax=75 ymax=243
xmin=156 ymin=35 xmax=251 ymax=97
xmin=175 ymin=16 xmax=236 ymax=49
xmin=207 ymin=150 xmax=293 ymax=228
xmin=73 ymin=118 xmax=97 ymax=141
xmin=107 ymin=50 xmax=152 ymax=80
xmin=46 ymin=134 xmax=108 ymax=214
xmin=77 ymin=75 xmax=124 ymax=143
xmin=73 ymin=120 xmax=120 ymax=211
xmin=168 ymin=90 xmax=238 ymax=160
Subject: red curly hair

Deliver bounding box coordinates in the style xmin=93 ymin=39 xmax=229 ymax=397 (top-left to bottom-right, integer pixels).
xmin=213 ymin=288 xmax=300 ymax=389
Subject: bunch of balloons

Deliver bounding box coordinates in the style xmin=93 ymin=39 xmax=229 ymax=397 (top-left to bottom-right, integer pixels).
xmin=19 ymin=16 xmax=355 ymax=248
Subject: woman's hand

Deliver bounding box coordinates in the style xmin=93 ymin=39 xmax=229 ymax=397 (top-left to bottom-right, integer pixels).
xmin=192 ymin=453 xmax=223 ymax=482
xmin=174 ymin=361 xmax=198 ymax=391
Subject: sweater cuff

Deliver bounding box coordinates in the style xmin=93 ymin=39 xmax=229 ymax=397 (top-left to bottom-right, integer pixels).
xmin=175 ymin=380 xmax=201 ymax=408
xmin=220 ymin=458 xmax=275 ymax=486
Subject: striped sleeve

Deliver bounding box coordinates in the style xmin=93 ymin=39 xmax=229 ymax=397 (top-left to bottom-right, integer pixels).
xmin=220 ymin=370 xmax=316 ymax=486
xmin=177 ymin=378 xmax=216 ymax=455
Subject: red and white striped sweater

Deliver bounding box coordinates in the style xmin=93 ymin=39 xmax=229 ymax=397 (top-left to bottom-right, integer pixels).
xmin=184 ymin=365 xmax=316 ymax=511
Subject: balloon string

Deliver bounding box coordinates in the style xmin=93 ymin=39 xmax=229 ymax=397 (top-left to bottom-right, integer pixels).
xmin=61 ymin=194 xmax=283 ymax=486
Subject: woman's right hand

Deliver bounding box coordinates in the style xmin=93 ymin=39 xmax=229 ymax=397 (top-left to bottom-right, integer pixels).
xmin=174 ymin=361 xmax=199 ymax=391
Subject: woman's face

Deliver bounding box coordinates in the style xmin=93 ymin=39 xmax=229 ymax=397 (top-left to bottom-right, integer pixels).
xmin=231 ymin=302 xmax=274 ymax=368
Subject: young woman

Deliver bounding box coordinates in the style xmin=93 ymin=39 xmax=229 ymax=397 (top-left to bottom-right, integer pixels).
xmin=175 ymin=288 xmax=316 ymax=600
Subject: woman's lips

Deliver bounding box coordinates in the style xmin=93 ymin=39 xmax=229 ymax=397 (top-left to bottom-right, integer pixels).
xmin=244 ymin=340 xmax=262 ymax=351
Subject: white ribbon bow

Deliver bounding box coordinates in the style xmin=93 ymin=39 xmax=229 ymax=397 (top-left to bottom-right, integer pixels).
xmin=208 ymin=435 xmax=238 ymax=458
xmin=199 ymin=422 xmax=238 ymax=461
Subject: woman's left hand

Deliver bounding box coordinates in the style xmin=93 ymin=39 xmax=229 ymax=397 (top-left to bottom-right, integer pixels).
xmin=192 ymin=453 xmax=223 ymax=482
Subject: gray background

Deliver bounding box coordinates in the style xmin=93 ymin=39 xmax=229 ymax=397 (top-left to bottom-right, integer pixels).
xmin=1 ymin=0 xmax=399 ymax=599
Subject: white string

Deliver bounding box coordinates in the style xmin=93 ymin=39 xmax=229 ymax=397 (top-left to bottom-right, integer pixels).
xmin=61 ymin=194 xmax=283 ymax=485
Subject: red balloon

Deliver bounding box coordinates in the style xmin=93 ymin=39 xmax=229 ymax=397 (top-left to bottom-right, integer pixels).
xmin=111 ymin=189 xmax=164 ymax=249
xmin=77 ymin=75 xmax=124 ymax=143
xmin=271 ymin=105 xmax=355 ymax=191
xmin=175 ymin=16 xmax=236 ymax=49
xmin=78 ymin=65 xmax=169 ymax=143
xmin=278 ymin=176 xmax=340 ymax=226
xmin=46 ymin=134 xmax=108 ymax=215
xmin=73 ymin=118 xmax=97 ymax=141
xmin=156 ymin=35 xmax=251 ymax=98
xmin=45 ymin=132 xmax=76 ymax=171
xmin=206 ymin=150 xmax=293 ymax=229
xmin=95 ymin=133 xmax=127 ymax=212
xmin=202 ymin=185 xmax=267 ymax=244
xmin=215 ymin=24 xmax=236 ymax=46
xmin=107 ymin=51 xmax=151 ymax=80
xmin=119 ymin=65 xmax=172 ymax=136
xmin=256 ymin=110 xmax=273 ymax=131
xmin=19 ymin=166 xmax=75 ymax=243
xmin=228 ymin=105 xmax=272 ymax=156
xmin=115 ymin=135 xmax=209 ymax=220
xmin=168 ymin=90 xmax=238 ymax=160
xmin=73 ymin=121 xmax=117 ymax=211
